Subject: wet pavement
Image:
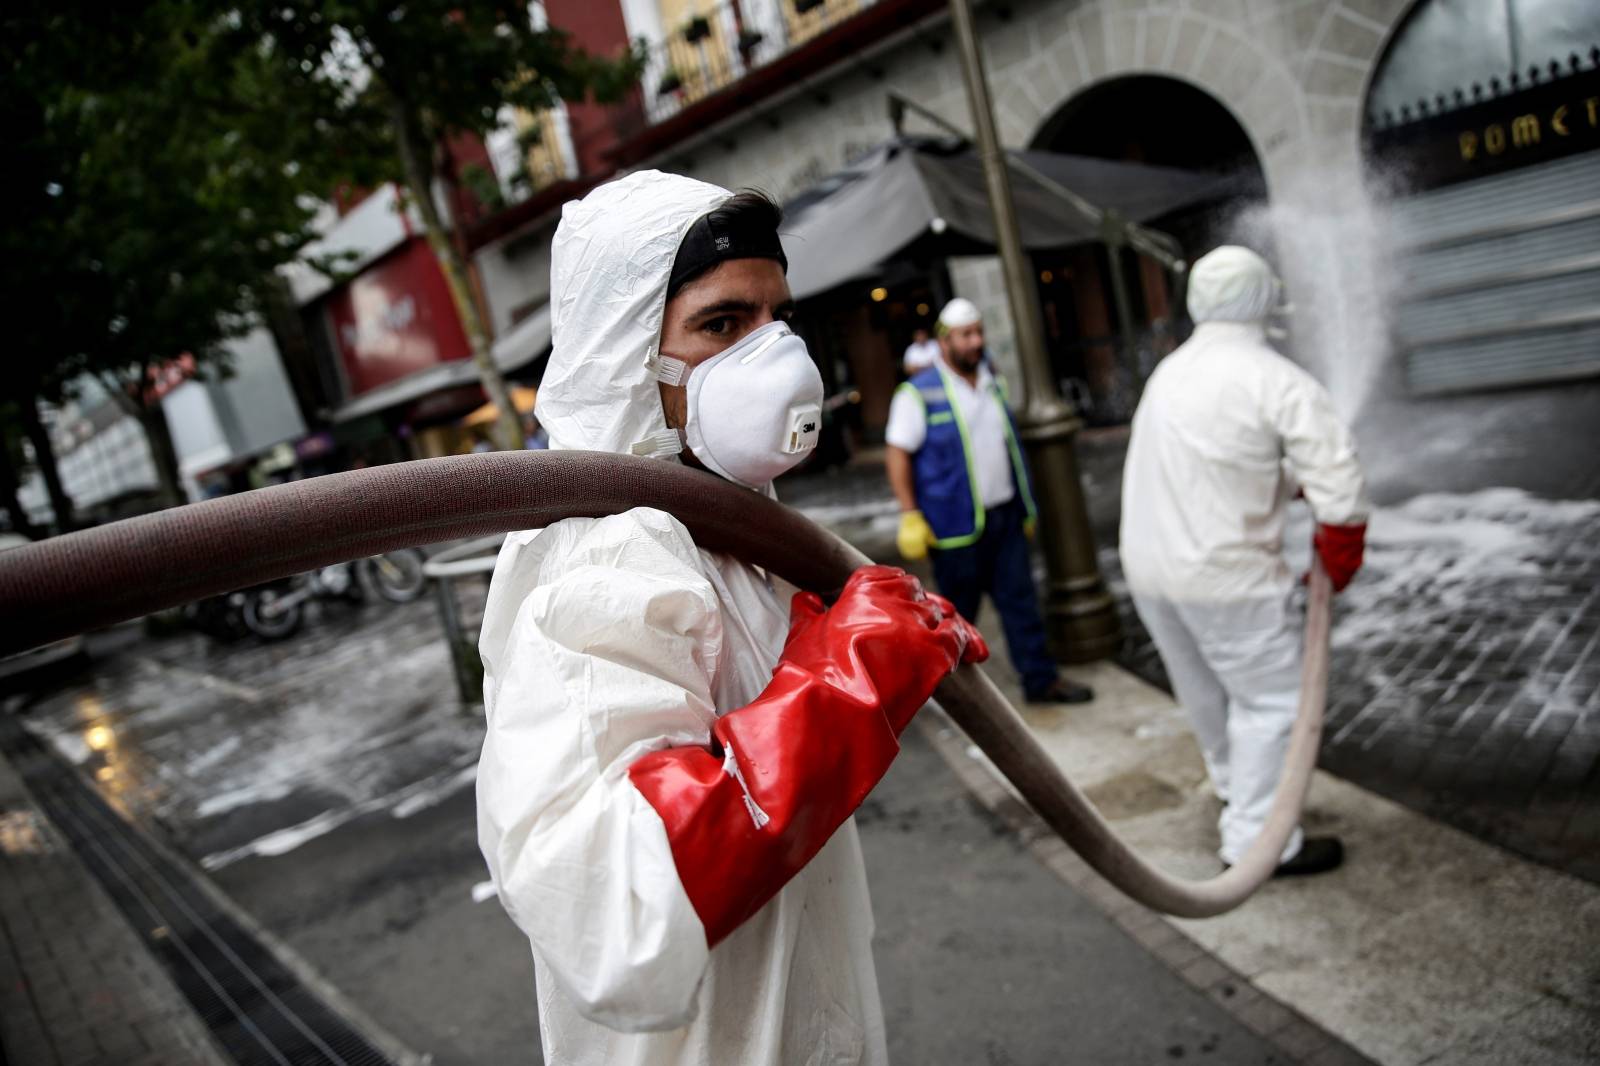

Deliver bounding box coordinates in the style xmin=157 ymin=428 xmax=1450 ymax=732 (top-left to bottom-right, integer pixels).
xmin=1327 ymin=493 xmax=1600 ymax=832
xmin=15 ymin=598 xmax=481 ymax=871
xmin=5 ymin=596 xmax=1302 ymax=1064
xmin=4 ymin=383 xmax=1595 ymax=1062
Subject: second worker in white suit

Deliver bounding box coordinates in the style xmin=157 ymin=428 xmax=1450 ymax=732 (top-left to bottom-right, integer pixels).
xmin=1120 ymin=245 xmax=1369 ymax=876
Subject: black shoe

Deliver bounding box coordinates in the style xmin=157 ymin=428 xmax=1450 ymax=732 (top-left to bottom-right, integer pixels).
xmin=1273 ymin=836 xmax=1344 ymax=878
xmin=1222 ymin=836 xmax=1344 ymax=877
xmin=1024 ymin=678 xmax=1094 ymax=705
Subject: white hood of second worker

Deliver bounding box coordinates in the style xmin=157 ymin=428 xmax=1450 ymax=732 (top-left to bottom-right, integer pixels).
xmin=534 ymin=170 xmax=731 ymax=456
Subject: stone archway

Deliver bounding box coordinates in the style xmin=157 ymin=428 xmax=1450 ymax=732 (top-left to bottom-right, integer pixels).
xmin=1035 ymin=75 xmax=1261 ymax=181
xmin=1033 ymin=73 xmax=1268 ymax=251
xmin=1024 ymin=75 xmax=1268 ymax=423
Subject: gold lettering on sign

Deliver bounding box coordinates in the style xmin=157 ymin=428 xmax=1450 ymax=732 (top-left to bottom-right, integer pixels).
xmin=1450 ymin=98 xmax=1597 ymax=164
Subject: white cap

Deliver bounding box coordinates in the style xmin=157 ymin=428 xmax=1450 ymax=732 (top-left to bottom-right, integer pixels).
xmin=937 ymin=297 xmax=982 ymax=332
xmin=1185 ymin=246 xmax=1279 ymax=324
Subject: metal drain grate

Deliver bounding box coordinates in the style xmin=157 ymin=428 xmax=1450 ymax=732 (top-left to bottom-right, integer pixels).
xmin=0 ymin=716 xmax=399 ymax=1066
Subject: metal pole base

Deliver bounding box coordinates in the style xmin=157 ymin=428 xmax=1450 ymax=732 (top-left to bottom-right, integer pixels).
xmin=1041 ymin=582 xmax=1122 ymax=664
xmin=1018 ymin=413 xmax=1123 ymax=664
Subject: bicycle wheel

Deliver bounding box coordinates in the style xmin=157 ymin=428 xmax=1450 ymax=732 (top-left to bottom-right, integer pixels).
xmin=243 ymin=588 xmax=303 ymax=640
xmin=369 ymin=549 xmax=427 ymax=603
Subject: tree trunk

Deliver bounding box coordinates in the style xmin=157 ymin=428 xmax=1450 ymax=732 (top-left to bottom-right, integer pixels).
xmin=259 ymin=273 xmax=329 ymax=427
xmin=106 ymin=374 xmax=185 ymax=509
xmin=389 ymin=96 xmax=524 ymax=452
xmin=17 ymin=399 xmax=75 ymax=533
xmin=138 ymin=402 xmax=186 ymax=509
xmin=0 ymin=434 xmax=42 ymax=538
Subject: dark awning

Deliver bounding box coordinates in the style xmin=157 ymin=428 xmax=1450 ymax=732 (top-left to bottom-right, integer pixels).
xmin=780 ymin=137 xmax=1236 ymax=300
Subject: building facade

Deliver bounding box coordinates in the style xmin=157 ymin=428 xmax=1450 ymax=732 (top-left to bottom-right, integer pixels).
xmin=18 ymin=328 xmax=308 ymax=525
xmin=463 ymin=0 xmax=1596 ymax=485
xmin=25 ymin=2 xmax=1594 ymax=525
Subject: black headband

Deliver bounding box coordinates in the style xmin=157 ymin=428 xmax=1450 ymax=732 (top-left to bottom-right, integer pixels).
xmin=666 ymin=212 xmax=788 ymax=299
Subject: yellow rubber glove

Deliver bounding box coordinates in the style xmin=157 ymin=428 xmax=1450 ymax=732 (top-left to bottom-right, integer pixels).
xmin=896 ymin=509 xmax=936 ymax=561
xmin=1024 ymin=516 xmax=1037 ymax=541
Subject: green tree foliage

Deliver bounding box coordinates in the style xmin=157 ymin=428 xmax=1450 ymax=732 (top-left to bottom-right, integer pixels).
xmin=2 ymin=2 xmax=330 ymax=509
xmin=222 ymin=0 xmax=642 ymax=449
xmin=2 ymin=0 xmax=639 ymax=519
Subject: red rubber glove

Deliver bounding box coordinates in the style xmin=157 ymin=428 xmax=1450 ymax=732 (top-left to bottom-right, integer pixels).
xmin=629 ymin=566 xmax=986 ymax=946
xmin=1313 ymin=522 xmax=1366 ymax=592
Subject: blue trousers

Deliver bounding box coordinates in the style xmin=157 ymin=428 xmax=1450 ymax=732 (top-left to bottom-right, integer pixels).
xmin=929 ymin=497 xmax=1058 ymax=696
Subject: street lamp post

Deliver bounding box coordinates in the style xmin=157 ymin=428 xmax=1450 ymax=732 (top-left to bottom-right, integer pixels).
xmin=946 ymin=0 xmax=1121 ymax=662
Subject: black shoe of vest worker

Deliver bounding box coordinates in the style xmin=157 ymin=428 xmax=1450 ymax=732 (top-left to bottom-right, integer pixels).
xmin=1024 ymin=678 xmax=1094 ymax=705
xmin=1272 ymin=836 xmax=1344 ymax=877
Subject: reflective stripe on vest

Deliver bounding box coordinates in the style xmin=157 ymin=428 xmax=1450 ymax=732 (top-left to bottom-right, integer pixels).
xmin=903 ymin=363 xmax=1036 ymax=550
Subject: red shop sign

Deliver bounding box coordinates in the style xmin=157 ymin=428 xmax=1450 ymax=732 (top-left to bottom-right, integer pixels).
xmin=326 ymin=238 xmax=471 ymax=396
xmin=140 ymin=352 xmax=197 ymax=405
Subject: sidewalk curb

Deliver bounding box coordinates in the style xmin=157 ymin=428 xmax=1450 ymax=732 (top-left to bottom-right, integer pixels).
xmin=0 ymin=741 xmax=230 ymax=1066
xmin=0 ymin=706 xmax=433 ymax=1066
xmin=915 ymin=707 xmax=1378 ymax=1066
xmin=126 ymin=794 xmax=437 ymax=1066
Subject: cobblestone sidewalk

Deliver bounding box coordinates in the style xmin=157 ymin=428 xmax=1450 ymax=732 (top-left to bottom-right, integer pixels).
xmin=0 ymin=744 xmax=223 ymax=1066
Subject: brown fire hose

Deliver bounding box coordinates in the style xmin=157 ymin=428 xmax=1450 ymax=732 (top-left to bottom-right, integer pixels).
xmin=0 ymin=451 xmax=1331 ymax=918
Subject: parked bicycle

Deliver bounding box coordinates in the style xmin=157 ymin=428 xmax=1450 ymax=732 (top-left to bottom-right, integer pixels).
xmin=241 ymin=548 xmax=427 ymax=641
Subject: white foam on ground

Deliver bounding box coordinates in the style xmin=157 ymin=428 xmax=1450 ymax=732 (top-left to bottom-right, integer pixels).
xmin=200 ymin=755 xmax=480 ymax=870
xmin=195 ymin=780 xmax=296 ymax=819
xmin=44 ymin=730 xmax=92 ymax=766
xmin=391 ymin=764 xmax=477 ymax=819
xmin=1332 ymin=488 xmax=1598 ymax=651
xmin=184 ymin=734 xmax=244 ymax=776
xmin=201 ymin=806 xmax=356 ymax=869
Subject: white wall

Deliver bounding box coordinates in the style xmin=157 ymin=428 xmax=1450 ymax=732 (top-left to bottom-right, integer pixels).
xmin=165 ymin=380 xmax=232 ymax=486
xmin=207 ymin=326 xmax=306 ymax=461
xmin=283 ymin=184 xmax=416 ymax=305
xmin=21 ymin=325 xmax=306 ymax=515
xmin=476 ymin=220 xmax=557 ymax=336
xmin=20 ymin=413 xmax=159 ymax=524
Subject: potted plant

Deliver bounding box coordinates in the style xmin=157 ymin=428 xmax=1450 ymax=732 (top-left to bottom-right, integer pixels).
xmin=658 ymin=67 xmax=684 ymax=95
xmin=683 ymin=15 xmax=712 ymax=43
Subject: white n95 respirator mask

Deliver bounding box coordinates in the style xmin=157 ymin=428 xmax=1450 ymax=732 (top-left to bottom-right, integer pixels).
xmin=637 ymin=320 xmax=825 ymax=489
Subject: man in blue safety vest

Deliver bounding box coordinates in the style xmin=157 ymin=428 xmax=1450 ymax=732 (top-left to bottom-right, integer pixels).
xmin=886 ymin=298 xmax=1094 ymax=706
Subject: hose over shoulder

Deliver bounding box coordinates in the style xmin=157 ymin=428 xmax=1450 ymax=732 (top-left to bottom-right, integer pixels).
xmin=0 ymin=451 xmax=1329 ymax=918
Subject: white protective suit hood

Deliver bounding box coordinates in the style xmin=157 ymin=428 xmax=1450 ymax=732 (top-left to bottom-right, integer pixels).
xmin=1185 ymin=245 xmax=1280 ymax=325
xmin=534 ymin=170 xmax=731 ymax=458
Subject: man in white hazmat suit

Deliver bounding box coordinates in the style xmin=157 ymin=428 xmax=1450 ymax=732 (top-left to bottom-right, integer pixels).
xmin=1119 ymin=245 xmax=1369 ymax=877
xmin=476 ymin=171 xmax=987 ymax=1066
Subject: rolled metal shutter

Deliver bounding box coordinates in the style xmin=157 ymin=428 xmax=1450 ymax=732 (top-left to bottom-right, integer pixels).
xmin=1389 ymin=149 xmax=1600 ymax=395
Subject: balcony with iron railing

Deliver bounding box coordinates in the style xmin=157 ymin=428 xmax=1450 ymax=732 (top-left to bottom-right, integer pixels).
xmin=641 ymin=0 xmax=877 ymax=122
xmin=463 ymin=0 xmax=937 ymax=249
xmin=609 ymin=0 xmax=941 ymax=165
